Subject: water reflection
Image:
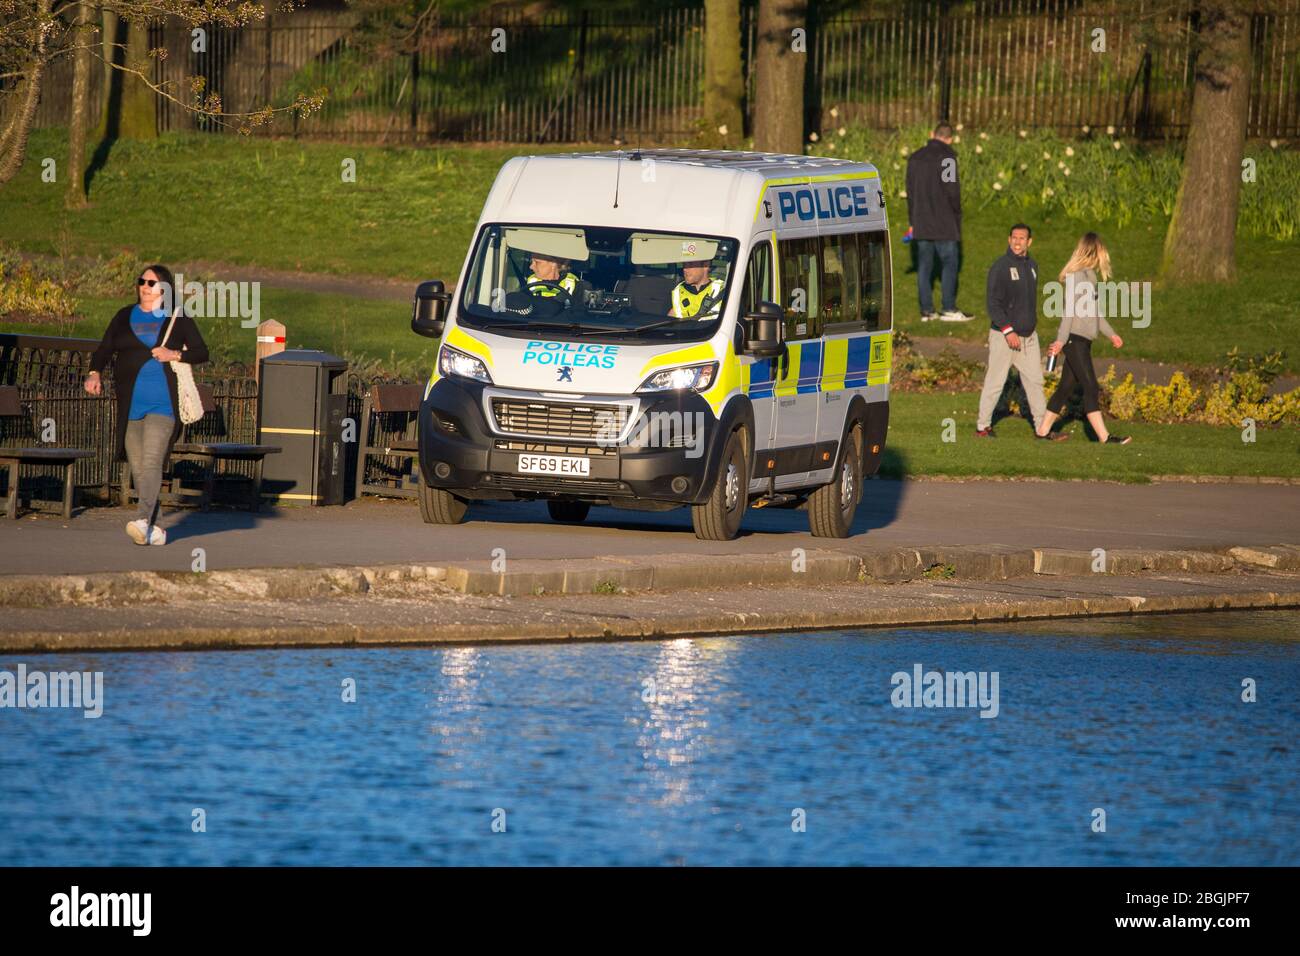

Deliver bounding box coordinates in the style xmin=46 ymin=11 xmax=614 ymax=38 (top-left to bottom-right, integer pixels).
xmin=636 ymin=638 xmax=710 ymax=808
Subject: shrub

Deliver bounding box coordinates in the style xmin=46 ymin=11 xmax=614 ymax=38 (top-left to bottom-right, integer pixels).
xmin=891 ymin=331 xmax=982 ymax=392
xmin=1101 ymin=361 xmax=1299 ymax=427
xmin=0 ymin=257 xmax=78 ymax=319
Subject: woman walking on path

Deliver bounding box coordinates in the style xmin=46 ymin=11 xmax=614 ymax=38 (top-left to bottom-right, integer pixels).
xmin=1037 ymin=233 xmax=1131 ymax=445
xmin=83 ymin=265 xmax=210 ymax=544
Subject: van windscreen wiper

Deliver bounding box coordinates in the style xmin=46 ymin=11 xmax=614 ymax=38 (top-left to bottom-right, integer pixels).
xmin=508 ymin=320 xmax=625 ymax=335
xmin=622 ymin=317 xmax=695 ymax=334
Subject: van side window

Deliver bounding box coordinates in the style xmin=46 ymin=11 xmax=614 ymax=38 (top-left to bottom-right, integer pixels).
xmin=778 ymin=236 xmax=820 ymax=340
xmin=821 ymin=232 xmax=860 ymax=326
xmin=859 ymin=231 xmax=891 ymax=331
xmin=742 ymin=239 xmax=773 ymax=314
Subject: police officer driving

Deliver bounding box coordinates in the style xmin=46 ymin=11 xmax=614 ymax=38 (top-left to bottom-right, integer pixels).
xmin=669 ymin=260 xmax=724 ymax=319
xmin=526 ymin=253 xmax=580 ymax=298
xmin=502 ymin=250 xmax=585 ymax=315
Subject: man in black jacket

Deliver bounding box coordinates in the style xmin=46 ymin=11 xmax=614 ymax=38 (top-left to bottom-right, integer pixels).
xmin=905 ymin=123 xmax=974 ymax=323
xmin=976 ymin=224 xmax=1063 ymax=440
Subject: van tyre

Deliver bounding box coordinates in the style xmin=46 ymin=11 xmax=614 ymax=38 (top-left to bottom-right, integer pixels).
xmin=547 ymin=500 xmax=590 ymax=523
xmin=809 ymin=425 xmax=862 ymax=538
xmin=418 ymin=480 xmax=468 ymax=524
xmin=692 ymin=428 xmax=748 ymax=541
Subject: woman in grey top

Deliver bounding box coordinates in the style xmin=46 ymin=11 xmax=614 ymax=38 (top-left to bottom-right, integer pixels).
xmin=1036 ymin=233 xmax=1131 ymax=444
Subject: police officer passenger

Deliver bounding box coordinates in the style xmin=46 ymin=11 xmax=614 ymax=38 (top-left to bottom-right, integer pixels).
xmin=669 ymin=260 xmax=724 ymax=319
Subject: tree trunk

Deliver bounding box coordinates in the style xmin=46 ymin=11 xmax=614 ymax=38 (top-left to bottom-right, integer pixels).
xmin=94 ymin=8 xmax=119 ymax=141
xmin=753 ymin=0 xmax=807 ymax=154
xmin=0 ymin=0 xmax=55 ymax=186
xmin=1160 ymin=2 xmax=1252 ymax=284
xmin=118 ymin=17 xmax=158 ymax=140
xmin=703 ymin=0 xmax=744 ymax=148
xmin=67 ymin=2 xmax=95 ymax=206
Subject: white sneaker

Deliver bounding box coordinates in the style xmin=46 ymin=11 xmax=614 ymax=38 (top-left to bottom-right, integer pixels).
xmin=126 ymin=519 xmax=148 ymax=545
xmin=147 ymin=525 xmax=167 ymax=546
xmin=939 ymin=310 xmax=976 ymax=322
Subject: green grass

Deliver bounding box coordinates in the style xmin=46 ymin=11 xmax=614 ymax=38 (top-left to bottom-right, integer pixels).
xmin=2 ymin=130 xmax=547 ymax=280
xmin=2 ymin=128 xmax=1297 ymax=374
xmin=884 ymin=391 xmax=1300 ymax=481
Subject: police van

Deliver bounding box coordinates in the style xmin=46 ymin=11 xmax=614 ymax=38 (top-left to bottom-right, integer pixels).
xmin=409 ymin=149 xmax=892 ymax=540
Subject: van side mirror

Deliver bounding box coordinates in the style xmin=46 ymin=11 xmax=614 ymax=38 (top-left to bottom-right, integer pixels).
xmin=411 ymin=280 xmax=450 ymax=339
xmin=743 ymin=301 xmax=785 ymax=358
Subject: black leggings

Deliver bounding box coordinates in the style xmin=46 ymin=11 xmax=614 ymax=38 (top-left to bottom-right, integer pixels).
xmin=1047 ymin=334 xmax=1101 ymax=416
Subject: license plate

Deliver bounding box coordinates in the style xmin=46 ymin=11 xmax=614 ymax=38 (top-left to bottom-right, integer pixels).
xmin=516 ymin=454 xmax=591 ymax=477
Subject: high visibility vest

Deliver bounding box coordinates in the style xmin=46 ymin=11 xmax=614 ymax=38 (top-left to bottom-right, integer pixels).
xmin=527 ymin=272 xmax=578 ymax=297
xmin=671 ymin=278 xmax=725 ymax=318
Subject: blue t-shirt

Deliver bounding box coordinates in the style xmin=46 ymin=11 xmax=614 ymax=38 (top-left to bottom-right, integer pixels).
xmin=128 ymin=306 xmax=174 ymax=421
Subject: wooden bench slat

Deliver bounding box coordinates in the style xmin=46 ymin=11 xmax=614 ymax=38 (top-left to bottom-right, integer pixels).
xmin=371 ymin=384 xmax=423 ymax=413
xmin=173 ymin=443 xmax=281 ymax=456
xmin=0 ymin=448 xmax=95 ymax=461
xmin=0 ymin=385 xmax=21 ymax=417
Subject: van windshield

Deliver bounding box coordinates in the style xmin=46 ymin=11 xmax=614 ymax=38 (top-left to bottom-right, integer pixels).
xmin=457 ymin=224 xmax=739 ymax=342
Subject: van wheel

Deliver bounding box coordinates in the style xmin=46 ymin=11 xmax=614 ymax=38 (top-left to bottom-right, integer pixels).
xmin=692 ymin=428 xmax=748 ymax=540
xmin=418 ymin=480 xmax=468 ymax=524
xmin=809 ymin=425 xmax=862 ymax=538
xmin=547 ymin=500 xmax=590 ymax=523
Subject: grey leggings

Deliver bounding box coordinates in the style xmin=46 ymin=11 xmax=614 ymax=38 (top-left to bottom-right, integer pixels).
xmin=124 ymin=414 xmax=173 ymax=525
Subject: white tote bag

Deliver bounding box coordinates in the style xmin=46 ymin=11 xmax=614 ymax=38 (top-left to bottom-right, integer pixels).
xmin=161 ymin=310 xmax=205 ymax=425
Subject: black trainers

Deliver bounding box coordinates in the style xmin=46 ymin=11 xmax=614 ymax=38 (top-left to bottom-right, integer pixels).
xmin=1036 ymin=431 xmax=1070 ymax=442
xmin=1105 ymin=435 xmax=1132 ymax=445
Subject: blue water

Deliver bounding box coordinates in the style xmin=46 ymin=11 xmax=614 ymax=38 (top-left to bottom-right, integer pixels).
xmin=1 ymin=610 xmax=1297 ymax=866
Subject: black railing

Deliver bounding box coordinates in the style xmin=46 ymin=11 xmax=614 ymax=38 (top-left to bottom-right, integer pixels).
xmin=0 ymin=333 xmax=426 ymax=503
xmin=0 ymin=333 xmax=263 ymax=497
xmin=31 ymin=2 xmax=1300 ymax=143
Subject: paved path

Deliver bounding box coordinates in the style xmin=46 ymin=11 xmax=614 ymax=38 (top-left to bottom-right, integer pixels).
xmin=2 ymin=479 xmax=1296 ymax=577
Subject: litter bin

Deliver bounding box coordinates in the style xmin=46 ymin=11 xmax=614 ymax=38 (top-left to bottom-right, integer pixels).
xmin=258 ymin=350 xmax=348 ymax=506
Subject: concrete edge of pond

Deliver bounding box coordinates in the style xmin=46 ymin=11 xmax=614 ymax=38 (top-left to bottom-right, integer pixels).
xmin=2 ymin=569 xmax=1300 ymax=654
xmin=2 ymin=542 xmax=1298 ymax=609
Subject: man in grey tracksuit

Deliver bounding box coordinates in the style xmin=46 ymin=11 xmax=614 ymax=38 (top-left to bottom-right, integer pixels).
xmin=976 ymin=223 xmax=1060 ymax=438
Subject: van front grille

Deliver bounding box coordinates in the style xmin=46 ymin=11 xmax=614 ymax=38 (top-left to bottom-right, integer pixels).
xmin=490 ymin=398 xmax=630 ymax=441
xmin=494 ymin=439 xmax=617 ymax=458
xmin=483 ymin=474 xmax=629 ymax=496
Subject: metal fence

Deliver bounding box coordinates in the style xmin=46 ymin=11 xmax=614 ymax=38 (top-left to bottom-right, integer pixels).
xmin=0 ymin=333 xmax=260 ymax=498
xmin=31 ymin=1 xmax=1300 ymax=142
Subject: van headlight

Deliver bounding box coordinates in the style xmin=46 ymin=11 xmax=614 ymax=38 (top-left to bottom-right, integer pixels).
xmin=636 ymin=362 xmax=718 ymax=393
xmin=439 ymin=344 xmax=492 ymax=383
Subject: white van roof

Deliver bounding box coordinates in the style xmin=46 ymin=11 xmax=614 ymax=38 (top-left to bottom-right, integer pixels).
xmin=475 ymin=149 xmax=885 ymax=242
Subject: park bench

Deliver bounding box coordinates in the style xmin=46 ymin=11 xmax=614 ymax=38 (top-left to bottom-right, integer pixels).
xmin=119 ymin=384 xmax=280 ymax=512
xmin=355 ymin=383 xmax=424 ymax=499
xmin=0 ymin=385 xmax=95 ymax=519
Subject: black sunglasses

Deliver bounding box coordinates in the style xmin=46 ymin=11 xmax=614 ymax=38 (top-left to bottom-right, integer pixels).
xmin=136 ymin=277 xmax=159 ymax=288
